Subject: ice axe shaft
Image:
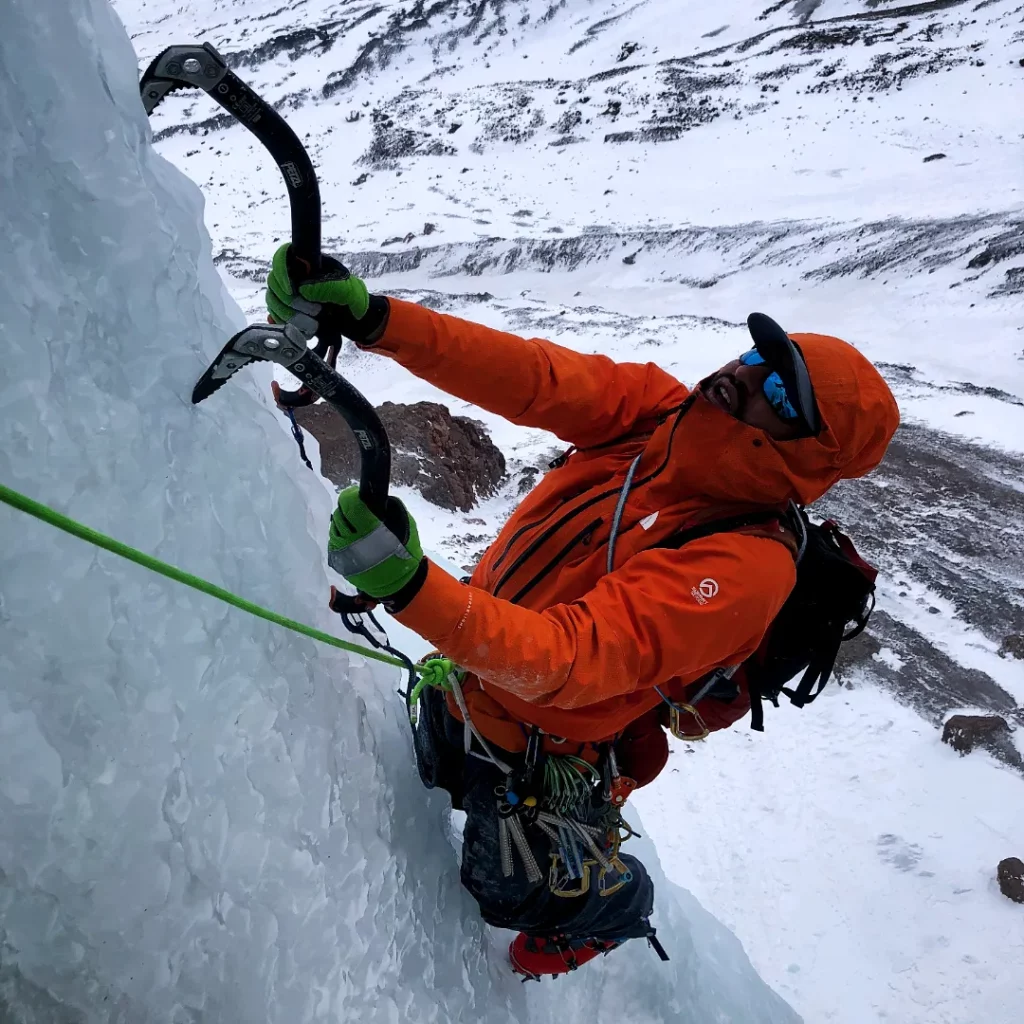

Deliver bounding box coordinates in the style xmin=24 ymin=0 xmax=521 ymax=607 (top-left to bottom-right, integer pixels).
xmin=141 ymin=42 xmax=391 ymax=516
xmin=190 ymin=323 xmax=390 ymax=517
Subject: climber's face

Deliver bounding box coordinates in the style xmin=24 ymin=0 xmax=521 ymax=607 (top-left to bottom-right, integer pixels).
xmin=701 ymin=350 xmax=806 ymax=441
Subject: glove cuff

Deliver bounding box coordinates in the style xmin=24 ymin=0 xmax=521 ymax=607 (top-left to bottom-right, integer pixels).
xmin=382 ymin=557 xmax=429 ymax=613
xmin=348 ymin=294 xmax=390 ymax=346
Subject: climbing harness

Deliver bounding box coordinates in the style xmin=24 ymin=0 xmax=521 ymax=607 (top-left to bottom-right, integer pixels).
xmin=400 ymin=648 xmax=639 ymax=899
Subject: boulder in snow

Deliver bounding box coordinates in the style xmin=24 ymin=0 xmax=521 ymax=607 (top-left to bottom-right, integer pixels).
xmin=292 ymin=400 xmax=506 ymax=512
xmin=998 ymin=633 xmax=1024 ymax=660
xmin=941 ymin=714 xmax=1022 ymax=767
xmin=997 ymin=857 xmax=1024 ymax=904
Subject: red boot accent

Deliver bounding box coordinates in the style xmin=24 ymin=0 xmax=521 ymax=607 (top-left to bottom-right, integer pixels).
xmin=508 ymin=933 xmax=620 ymax=980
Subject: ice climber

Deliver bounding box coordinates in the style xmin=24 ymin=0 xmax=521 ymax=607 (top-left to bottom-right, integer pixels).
xmin=265 ymin=245 xmax=900 ymax=980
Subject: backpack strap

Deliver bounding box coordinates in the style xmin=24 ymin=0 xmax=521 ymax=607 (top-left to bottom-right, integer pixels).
xmin=781 ymin=629 xmax=842 ymax=709
xmin=748 ymin=680 xmax=767 ymax=733
xmin=655 ymin=506 xmax=804 ymax=734
xmin=656 ymin=507 xmax=800 ymax=557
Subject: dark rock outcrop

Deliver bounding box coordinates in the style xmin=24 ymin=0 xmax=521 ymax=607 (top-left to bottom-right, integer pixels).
xmin=997 ymin=857 xmax=1024 ymax=904
xmin=998 ymin=634 xmax=1024 ymax=660
xmin=291 ymin=400 xmax=505 ymax=512
xmin=941 ymin=714 xmax=1022 ymax=768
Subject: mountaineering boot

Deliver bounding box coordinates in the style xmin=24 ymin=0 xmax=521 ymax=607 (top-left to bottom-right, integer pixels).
xmin=508 ymin=932 xmax=622 ymax=980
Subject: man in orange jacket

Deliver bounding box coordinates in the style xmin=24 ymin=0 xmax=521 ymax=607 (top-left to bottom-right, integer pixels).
xmin=266 ymin=245 xmax=899 ymax=978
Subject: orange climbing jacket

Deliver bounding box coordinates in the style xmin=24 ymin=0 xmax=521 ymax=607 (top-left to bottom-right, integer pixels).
xmin=370 ymin=299 xmax=899 ymax=758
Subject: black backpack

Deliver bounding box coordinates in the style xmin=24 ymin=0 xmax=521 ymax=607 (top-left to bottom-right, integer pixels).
xmin=657 ymin=505 xmax=877 ymax=731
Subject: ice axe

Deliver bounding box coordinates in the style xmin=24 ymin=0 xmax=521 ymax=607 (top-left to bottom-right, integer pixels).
xmin=139 ymin=43 xmax=391 ymax=518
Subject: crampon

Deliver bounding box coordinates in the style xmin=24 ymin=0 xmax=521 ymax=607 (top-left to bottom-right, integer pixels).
xmin=508 ymin=933 xmax=621 ymax=981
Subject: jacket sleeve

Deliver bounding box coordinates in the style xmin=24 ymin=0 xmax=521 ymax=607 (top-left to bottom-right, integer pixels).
xmin=369 ymin=298 xmax=688 ymax=448
xmin=394 ymin=533 xmax=796 ymax=709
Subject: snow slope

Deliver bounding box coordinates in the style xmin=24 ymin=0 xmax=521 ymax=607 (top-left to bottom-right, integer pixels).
xmin=634 ymin=680 xmax=1024 ymax=1024
xmin=0 ymin=1 xmax=804 ymax=1021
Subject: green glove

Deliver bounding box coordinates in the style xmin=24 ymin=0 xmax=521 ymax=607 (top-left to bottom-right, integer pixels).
xmin=266 ymin=243 xmax=370 ymax=335
xmin=327 ymin=486 xmax=425 ymax=601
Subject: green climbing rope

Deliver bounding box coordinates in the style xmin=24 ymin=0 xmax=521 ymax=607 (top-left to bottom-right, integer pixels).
xmin=408 ymin=656 xmax=458 ymax=706
xmin=0 ymin=482 xmax=419 ymax=674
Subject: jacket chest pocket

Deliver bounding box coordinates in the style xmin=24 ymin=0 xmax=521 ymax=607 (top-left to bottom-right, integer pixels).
xmin=494 ymin=515 xmax=606 ymax=604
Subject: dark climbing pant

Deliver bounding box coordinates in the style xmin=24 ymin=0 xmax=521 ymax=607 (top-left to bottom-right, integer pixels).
xmin=413 ymin=687 xmax=655 ymax=941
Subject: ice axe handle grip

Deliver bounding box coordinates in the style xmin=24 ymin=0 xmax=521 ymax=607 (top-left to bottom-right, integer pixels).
xmin=287 ymin=247 xmax=320 ymax=281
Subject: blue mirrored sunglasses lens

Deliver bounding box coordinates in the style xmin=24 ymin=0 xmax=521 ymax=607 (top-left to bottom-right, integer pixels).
xmin=764 ymin=372 xmax=798 ymax=420
xmin=737 ymin=350 xmax=798 ymax=421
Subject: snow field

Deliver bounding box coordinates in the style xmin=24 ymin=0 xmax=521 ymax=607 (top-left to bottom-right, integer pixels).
xmin=633 ymin=679 xmax=1024 ymax=1024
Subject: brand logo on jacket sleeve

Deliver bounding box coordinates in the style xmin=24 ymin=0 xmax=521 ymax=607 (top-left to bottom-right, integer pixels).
xmin=692 ymin=578 xmax=719 ymax=605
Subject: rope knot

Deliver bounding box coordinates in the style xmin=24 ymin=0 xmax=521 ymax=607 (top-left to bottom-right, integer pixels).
xmin=409 ymin=656 xmax=458 ymax=706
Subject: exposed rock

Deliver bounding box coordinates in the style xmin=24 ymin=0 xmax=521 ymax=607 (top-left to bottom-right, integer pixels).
xmin=997 ymin=857 xmax=1024 ymax=904
xmin=941 ymin=714 xmax=1022 ymax=768
xmin=991 ymin=266 xmax=1024 ymax=298
xmin=291 ymin=400 xmax=506 ymax=513
xmin=517 ymin=465 xmax=539 ymax=495
xmin=998 ymin=634 xmax=1024 ymax=660
xmin=923 ymin=152 xmax=947 ymax=163
xmin=362 ymin=110 xmax=457 ymax=164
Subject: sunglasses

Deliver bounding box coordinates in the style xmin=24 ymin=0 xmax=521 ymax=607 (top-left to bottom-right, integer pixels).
xmin=738 ymin=349 xmax=799 ymax=422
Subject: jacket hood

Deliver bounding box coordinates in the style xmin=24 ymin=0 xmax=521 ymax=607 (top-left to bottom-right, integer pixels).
xmin=664 ymin=332 xmax=900 ymax=509
xmin=789 ymin=332 xmax=901 ymax=492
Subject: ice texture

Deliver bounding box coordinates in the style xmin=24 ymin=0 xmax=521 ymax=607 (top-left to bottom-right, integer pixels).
xmin=0 ymin=2 xmax=799 ymax=1021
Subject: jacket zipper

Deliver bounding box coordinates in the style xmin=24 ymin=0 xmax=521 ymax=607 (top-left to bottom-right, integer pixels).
xmin=492 ymin=396 xmax=697 ymax=600
xmin=493 ymin=488 xmax=619 ymax=597
xmin=490 ymin=493 xmax=577 ymax=573
xmin=508 ymin=518 xmax=603 ymax=605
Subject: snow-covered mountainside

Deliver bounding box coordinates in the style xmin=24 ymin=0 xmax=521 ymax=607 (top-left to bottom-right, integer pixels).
xmin=4 ymin=0 xmax=1021 ymax=1019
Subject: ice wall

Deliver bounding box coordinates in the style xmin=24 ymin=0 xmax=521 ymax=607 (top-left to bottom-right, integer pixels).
xmin=0 ymin=2 xmax=799 ymax=1021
